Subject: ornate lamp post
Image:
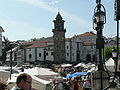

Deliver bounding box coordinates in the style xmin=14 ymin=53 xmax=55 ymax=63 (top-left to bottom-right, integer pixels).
xmin=92 ymin=0 xmax=110 ymax=90
xmin=114 ymin=0 xmax=120 ymax=88
xmin=93 ymin=0 xmax=106 ymax=70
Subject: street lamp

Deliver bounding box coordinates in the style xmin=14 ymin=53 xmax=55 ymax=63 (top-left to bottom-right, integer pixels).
xmin=93 ymin=0 xmax=106 ymax=70
xmin=92 ymin=0 xmax=110 ymax=90
xmin=112 ymin=47 xmax=117 ymax=60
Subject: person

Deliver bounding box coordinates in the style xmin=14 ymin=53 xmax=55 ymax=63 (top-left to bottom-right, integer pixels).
xmin=52 ymin=80 xmax=59 ymax=90
xmin=83 ymin=79 xmax=91 ymax=90
xmin=10 ymin=73 xmax=35 ymax=90
xmin=73 ymin=80 xmax=79 ymax=90
xmin=78 ymin=80 xmax=83 ymax=90
xmin=57 ymin=81 xmax=64 ymax=90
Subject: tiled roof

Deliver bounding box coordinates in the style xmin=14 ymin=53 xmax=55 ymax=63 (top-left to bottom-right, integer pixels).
xmin=65 ymin=38 xmax=72 ymax=41
xmin=27 ymin=43 xmax=47 ymax=48
xmin=24 ymin=32 xmax=97 ymax=48
xmin=26 ymin=41 xmax=49 ymax=48
xmin=78 ymin=32 xmax=96 ymax=37
xmin=83 ymin=42 xmax=96 ymax=46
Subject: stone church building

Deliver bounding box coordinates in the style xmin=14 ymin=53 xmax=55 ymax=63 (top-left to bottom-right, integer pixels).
xmin=6 ymin=13 xmax=97 ymax=64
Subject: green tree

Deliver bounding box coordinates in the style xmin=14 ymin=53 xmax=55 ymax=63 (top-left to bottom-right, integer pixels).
xmin=104 ymin=46 xmax=113 ymax=60
xmin=2 ymin=37 xmax=13 ymax=63
xmin=104 ymin=46 xmax=120 ymax=60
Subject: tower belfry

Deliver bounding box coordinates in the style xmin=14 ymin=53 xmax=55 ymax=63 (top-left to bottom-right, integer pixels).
xmin=54 ymin=12 xmax=64 ymax=30
xmin=52 ymin=12 xmax=66 ymax=63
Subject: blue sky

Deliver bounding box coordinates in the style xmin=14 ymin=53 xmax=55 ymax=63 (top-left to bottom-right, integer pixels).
xmin=0 ymin=0 xmax=116 ymax=41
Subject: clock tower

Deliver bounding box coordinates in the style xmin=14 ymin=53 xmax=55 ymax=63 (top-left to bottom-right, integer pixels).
xmin=52 ymin=12 xmax=66 ymax=63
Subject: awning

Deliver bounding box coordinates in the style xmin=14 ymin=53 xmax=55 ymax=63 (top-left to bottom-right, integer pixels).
xmin=61 ymin=64 xmax=72 ymax=67
xmin=66 ymin=72 xmax=89 ymax=78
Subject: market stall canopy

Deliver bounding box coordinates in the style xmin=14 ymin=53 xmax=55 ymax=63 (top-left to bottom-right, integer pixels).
xmin=0 ymin=70 xmax=10 ymax=82
xmin=105 ymin=58 xmax=115 ymax=72
xmin=53 ymin=76 xmax=64 ymax=81
xmin=74 ymin=63 xmax=85 ymax=67
xmin=87 ymin=66 xmax=98 ymax=72
xmin=61 ymin=64 xmax=72 ymax=67
xmin=84 ymin=63 xmax=96 ymax=69
xmin=66 ymin=72 xmax=89 ymax=78
xmin=7 ymin=73 xmax=52 ymax=90
xmin=24 ymin=67 xmax=59 ymax=76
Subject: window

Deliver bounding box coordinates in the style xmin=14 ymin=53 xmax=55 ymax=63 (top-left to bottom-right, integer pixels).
xmin=39 ymin=53 xmax=41 ymax=57
xmin=51 ymin=52 xmax=53 ymax=55
xmin=67 ymin=46 xmax=69 ymax=49
xmin=72 ymin=53 xmax=74 ymax=56
xmin=29 ymin=54 xmax=32 ymax=58
xmin=91 ymin=46 xmax=93 ymax=49
xmin=67 ymin=53 xmax=69 ymax=56
xmin=46 ymin=52 xmax=48 ymax=56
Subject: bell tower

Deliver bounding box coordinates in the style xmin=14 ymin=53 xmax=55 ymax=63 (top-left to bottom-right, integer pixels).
xmin=52 ymin=12 xmax=66 ymax=63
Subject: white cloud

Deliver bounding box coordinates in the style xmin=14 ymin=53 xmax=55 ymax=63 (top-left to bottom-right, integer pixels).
xmin=18 ymin=0 xmax=57 ymax=13
xmin=49 ymin=0 xmax=61 ymax=5
xmin=61 ymin=10 xmax=92 ymax=29
xmin=17 ymin=0 xmax=91 ymax=29
xmin=0 ymin=18 xmax=27 ymax=26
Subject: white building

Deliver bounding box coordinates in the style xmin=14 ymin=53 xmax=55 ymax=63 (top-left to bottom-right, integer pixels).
xmin=0 ymin=26 xmax=4 ymax=57
xmin=25 ymin=41 xmax=54 ymax=63
xmin=78 ymin=32 xmax=97 ymax=62
xmin=6 ymin=32 xmax=97 ymax=64
xmin=65 ymin=37 xmax=83 ymax=62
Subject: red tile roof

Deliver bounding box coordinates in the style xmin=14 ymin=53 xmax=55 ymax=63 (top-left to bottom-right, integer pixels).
xmin=27 ymin=43 xmax=47 ymax=48
xmin=25 ymin=32 xmax=97 ymax=48
xmin=78 ymin=32 xmax=96 ymax=37
xmin=26 ymin=41 xmax=49 ymax=48
xmin=65 ymin=38 xmax=72 ymax=41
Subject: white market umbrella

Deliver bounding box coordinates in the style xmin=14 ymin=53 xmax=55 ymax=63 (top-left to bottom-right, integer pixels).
xmin=105 ymin=58 xmax=115 ymax=72
xmin=24 ymin=67 xmax=59 ymax=76
xmin=61 ymin=64 xmax=72 ymax=67
xmin=74 ymin=63 xmax=85 ymax=67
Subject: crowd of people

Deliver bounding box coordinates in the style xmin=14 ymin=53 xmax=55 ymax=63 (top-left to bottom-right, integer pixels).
xmin=50 ymin=64 xmax=92 ymax=90
xmin=52 ymin=76 xmax=91 ymax=90
xmin=0 ymin=63 xmax=93 ymax=90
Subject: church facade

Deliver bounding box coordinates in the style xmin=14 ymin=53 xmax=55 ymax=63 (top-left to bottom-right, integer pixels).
xmin=6 ymin=13 xmax=97 ymax=64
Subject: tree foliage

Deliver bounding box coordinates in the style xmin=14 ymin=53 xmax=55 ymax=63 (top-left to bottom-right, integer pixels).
xmin=104 ymin=46 xmax=113 ymax=60
xmin=2 ymin=37 xmax=13 ymax=63
xmin=104 ymin=46 xmax=120 ymax=60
